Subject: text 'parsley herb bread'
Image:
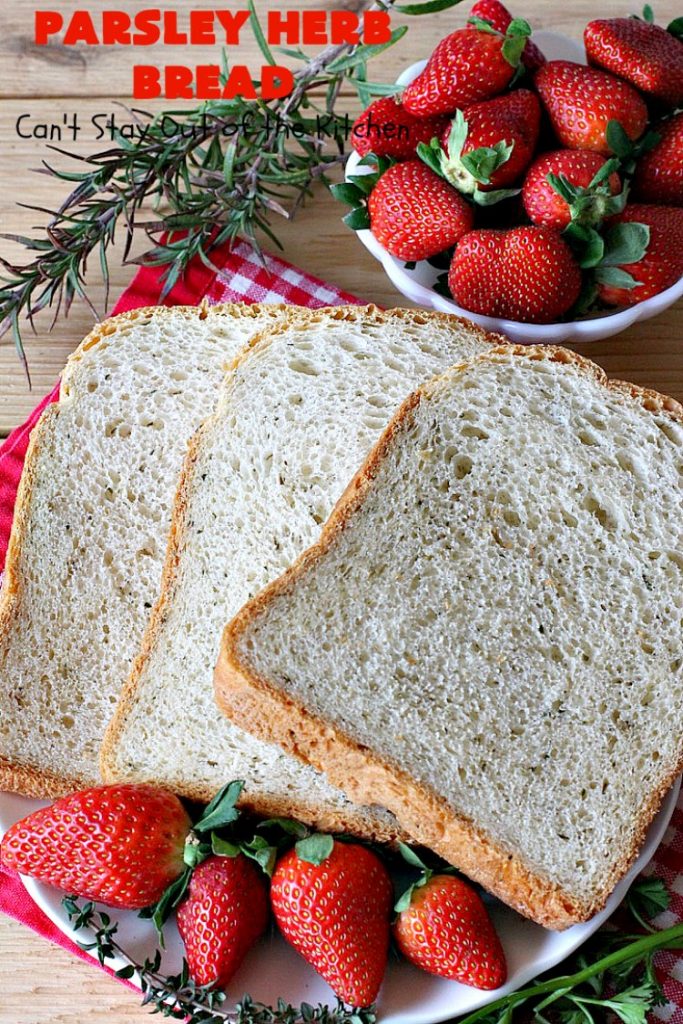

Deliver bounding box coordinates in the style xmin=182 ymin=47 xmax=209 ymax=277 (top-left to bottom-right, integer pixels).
xmin=100 ymin=306 xmax=501 ymax=832
xmin=216 ymin=346 xmax=683 ymax=930
xmin=0 ymin=302 xmax=297 ymax=798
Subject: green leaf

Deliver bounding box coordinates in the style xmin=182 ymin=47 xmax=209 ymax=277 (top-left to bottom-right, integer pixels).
xmin=548 ymin=172 xmax=580 ymax=204
xmin=642 ymin=4 xmax=654 ymax=22
xmin=247 ymin=0 xmax=277 ymax=66
xmin=183 ymin=839 xmax=211 ymax=868
xmin=595 ymin=266 xmax=642 ymax=289
xmin=588 ymin=158 xmax=619 ymax=189
xmin=347 ymin=173 xmax=377 ymax=196
xmin=606 ymin=120 xmax=633 ymax=159
xmin=354 ymin=81 xmax=403 ymax=97
xmin=395 ymin=0 xmax=467 ymax=14
xmin=601 ymin=222 xmax=649 ymax=266
xmin=668 ymin=16 xmax=683 ymax=38
xmin=564 ymin=222 xmax=605 ymax=268
xmin=115 ymin=964 xmax=136 ymax=979
xmin=444 ymin=109 xmax=468 ymax=161
xmin=417 ymin=139 xmax=445 ymax=177
xmin=243 ymin=840 xmax=278 ymax=877
xmin=327 ymin=27 xmax=408 ymax=74
xmin=627 ymin=876 xmax=670 ymax=925
xmin=211 ymin=834 xmax=241 ymax=857
xmin=330 ymin=182 xmax=364 ymax=206
xmin=343 ymin=206 xmax=372 ymax=230
xmin=394 ymin=883 xmax=417 ymax=912
xmin=467 ymin=15 xmax=499 ymax=34
xmin=397 ymin=841 xmax=429 ymax=869
xmin=258 ymin=817 xmax=310 ymax=838
xmin=461 ymin=141 xmax=513 ymax=184
xmin=145 ymin=867 xmax=192 ymax=946
xmin=194 ymin=779 xmax=244 ymax=833
xmin=472 ymin=186 xmax=520 ymax=205
xmin=501 ymin=19 xmax=532 ymax=68
xmin=295 ymin=833 xmax=335 ymax=865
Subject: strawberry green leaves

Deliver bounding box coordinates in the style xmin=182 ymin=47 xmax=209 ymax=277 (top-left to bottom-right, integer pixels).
xmin=330 ymin=155 xmax=393 ymax=230
xmin=570 ymin=220 xmax=650 ymax=313
xmin=466 ymin=16 xmax=532 ymax=70
xmin=549 ymin=158 xmax=628 ymax=234
xmin=501 ymin=18 xmax=533 ymax=68
xmin=194 ymin=779 xmax=244 ymax=833
xmin=606 ymin=120 xmax=661 ymax=173
xmin=394 ymin=841 xmax=436 ymax=912
xmin=417 ymin=111 xmax=519 ymax=205
xmin=295 ymin=833 xmax=335 ymax=866
xmin=594 ymin=220 xmax=649 ymax=290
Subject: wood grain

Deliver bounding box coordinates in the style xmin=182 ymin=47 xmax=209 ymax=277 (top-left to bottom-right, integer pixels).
xmin=1 ymin=0 xmax=682 ymax=1018
xmin=0 ymin=0 xmax=620 ymax=99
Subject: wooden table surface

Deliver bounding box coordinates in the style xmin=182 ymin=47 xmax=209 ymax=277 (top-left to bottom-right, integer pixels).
xmin=1 ymin=0 xmax=681 ymax=1019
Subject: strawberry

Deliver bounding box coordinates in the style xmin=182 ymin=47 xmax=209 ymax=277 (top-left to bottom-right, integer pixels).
xmin=394 ymin=874 xmax=507 ymax=989
xmin=0 ymin=784 xmax=189 ymax=909
xmin=597 ymin=204 xmax=683 ymax=307
xmin=368 ymin=160 xmax=473 ymax=261
xmin=176 ymin=853 xmax=269 ymax=989
xmin=584 ymin=17 xmax=683 ymax=109
xmin=419 ymin=90 xmax=540 ymax=202
xmin=534 ymin=61 xmax=648 ymax=156
xmin=351 ymin=97 xmax=448 ymax=161
xmin=448 ymin=225 xmax=582 ymax=322
xmin=633 ymin=113 xmax=683 ymax=206
xmin=522 ymin=150 xmax=623 ymax=230
xmin=270 ymin=836 xmax=393 ymax=1007
xmin=402 ymin=21 xmax=531 ymax=118
xmin=469 ymin=0 xmax=546 ymax=71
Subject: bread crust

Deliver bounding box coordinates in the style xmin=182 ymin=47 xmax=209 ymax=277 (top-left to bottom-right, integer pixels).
xmin=215 ymin=343 xmax=683 ymax=930
xmin=101 ymin=304 xmax=503 ymax=834
xmin=0 ymin=302 xmax=296 ymax=799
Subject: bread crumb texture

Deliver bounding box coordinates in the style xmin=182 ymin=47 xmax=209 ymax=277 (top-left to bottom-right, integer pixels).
xmin=104 ymin=306 xmax=496 ymax=830
xmin=231 ymin=348 xmax=683 ymax=913
xmin=0 ymin=303 xmax=291 ymax=794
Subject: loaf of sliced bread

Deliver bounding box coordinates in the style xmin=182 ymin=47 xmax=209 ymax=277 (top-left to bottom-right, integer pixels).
xmin=217 ymin=346 xmax=683 ymax=929
xmin=0 ymin=302 xmax=298 ymax=797
xmin=101 ymin=306 xmax=500 ymax=831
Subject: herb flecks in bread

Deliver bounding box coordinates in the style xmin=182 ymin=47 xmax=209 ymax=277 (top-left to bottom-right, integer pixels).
xmin=217 ymin=346 xmax=683 ymax=929
xmin=0 ymin=303 xmax=295 ymax=797
xmin=101 ymin=307 xmax=501 ymax=833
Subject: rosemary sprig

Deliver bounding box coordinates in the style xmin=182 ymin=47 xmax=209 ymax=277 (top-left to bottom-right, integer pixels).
xmin=0 ymin=0 xmax=465 ymax=377
xmin=61 ymin=876 xmax=682 ymax=1024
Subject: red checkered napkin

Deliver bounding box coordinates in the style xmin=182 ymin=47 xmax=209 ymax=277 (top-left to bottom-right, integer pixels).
xmin=0 ymin=240 xmax=681 ymax=1021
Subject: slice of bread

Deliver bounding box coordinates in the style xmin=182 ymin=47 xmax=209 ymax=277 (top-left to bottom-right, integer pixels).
xmin=216 ymin=346 xmax=683 ymax=929
xmin=0 ymin=302 xmax=298 ymax=798
xmin=101 ymin=306 xmax=501 ymax=832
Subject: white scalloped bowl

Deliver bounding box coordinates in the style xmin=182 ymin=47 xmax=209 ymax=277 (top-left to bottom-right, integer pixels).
xmin=345 ymin=31 xmax=683 ymax=345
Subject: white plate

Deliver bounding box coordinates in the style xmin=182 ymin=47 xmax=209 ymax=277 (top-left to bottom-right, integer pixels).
xmin=345 ymin=32 xmax=683 ymax=345
xmin=1 ymin=778 xmax=680 ymax=1023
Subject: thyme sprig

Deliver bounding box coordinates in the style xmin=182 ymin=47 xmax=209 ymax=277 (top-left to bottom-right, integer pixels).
xmin=63 ymin=897 xmax=376 ymax=1023
xmin=61 ymin=876 xmax=682 ymax=1024
xmin=0 ymin=0 xmax=465 ymax=377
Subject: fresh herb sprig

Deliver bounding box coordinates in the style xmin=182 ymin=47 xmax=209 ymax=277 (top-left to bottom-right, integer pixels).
xmin=0 ymin=0 xmax=465 ymax=377
xmin=460 ymin=876 xmax=679 ymax=1024
xmin=62 ymin=876 xmax=682 ymax=1024
xmin=64 ymin=898 xmax=373 ymax=1023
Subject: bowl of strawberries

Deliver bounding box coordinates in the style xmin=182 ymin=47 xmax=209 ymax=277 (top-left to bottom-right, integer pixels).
xmin=337 ymin=1 xmax=683 ymax=343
